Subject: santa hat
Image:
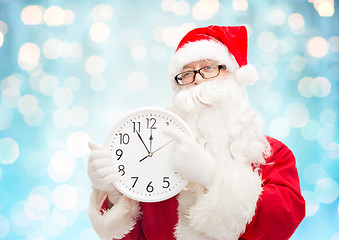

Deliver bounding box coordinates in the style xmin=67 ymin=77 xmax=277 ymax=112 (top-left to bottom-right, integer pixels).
xmin=169 ymin=25 xmax=258 ymax=90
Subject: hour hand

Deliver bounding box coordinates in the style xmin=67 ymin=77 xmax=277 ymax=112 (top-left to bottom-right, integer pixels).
xmin=139 ymin=155 xmax=149 ymax=162
xmin=135 ymin=130 xmax=150 ymax=154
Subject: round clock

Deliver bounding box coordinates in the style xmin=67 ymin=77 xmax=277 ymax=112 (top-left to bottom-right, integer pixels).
xmin=104 ymin=107 xmax=194 ymax=203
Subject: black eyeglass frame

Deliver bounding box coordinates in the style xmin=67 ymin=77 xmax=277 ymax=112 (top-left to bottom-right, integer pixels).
xmin=174 ymin=64 xmax=227 ymax=85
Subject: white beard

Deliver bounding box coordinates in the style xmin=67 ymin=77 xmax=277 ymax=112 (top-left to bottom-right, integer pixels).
xmin=169 ymin=74 xmax=271 ymax=165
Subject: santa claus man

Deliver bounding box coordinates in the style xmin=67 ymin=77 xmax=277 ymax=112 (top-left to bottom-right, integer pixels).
xmin=87 ymin=25 xmax=305 ymax=240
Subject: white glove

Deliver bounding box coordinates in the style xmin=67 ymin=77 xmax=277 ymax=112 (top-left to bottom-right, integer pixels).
xmin=163 ymin=128 xmax=216 ymax=187
xmin=87 ymin=141 xmax=122 ymax=203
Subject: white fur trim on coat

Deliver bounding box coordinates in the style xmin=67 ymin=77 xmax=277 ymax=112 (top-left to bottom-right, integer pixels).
xmin=176 ymin=160 xmax=262 ymax=240
xmin=88 ymin=189 xmax=140 ymax=240
xmin=169 ymin=40 xmax=239 ymax=91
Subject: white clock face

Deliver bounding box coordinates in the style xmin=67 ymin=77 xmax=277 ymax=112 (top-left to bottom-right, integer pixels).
xmin=105 ymin=107 xmax=193 ymax=202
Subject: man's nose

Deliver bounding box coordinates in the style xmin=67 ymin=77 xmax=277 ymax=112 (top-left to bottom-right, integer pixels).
xmin=194 ymin=72 xmax=204 ymax=85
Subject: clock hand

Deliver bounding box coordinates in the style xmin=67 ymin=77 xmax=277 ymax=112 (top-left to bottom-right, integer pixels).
xmin=152 ymin=139 xmax=175 ymax=154
xmin=139 ymin=139 xmax=173 ymax=162
xmin=149 ymin=129 xmax=153 ymax=153
xmin=135 ymin=129 xmax=150 ymax=154
xmin=139 ymin=155 xmax=149 ymax=162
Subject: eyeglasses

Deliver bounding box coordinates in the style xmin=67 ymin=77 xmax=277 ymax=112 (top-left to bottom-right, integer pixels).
xmin=174 ymin=64 xmax=226 ymax=85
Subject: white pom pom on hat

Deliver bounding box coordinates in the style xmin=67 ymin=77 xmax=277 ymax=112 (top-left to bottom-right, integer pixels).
xmin=235 ymin=64 xmax=258 ymax=85
xmin=169 ymin=25 xmax=258 ymax=90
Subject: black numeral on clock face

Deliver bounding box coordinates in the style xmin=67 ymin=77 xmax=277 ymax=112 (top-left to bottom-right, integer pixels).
xmin=116 ymin=149 xmax=123 ymax=160
xmin=162 ymin=177 xmax=170 ymax=188
xmin=146 ymin=181 xmax=154 ymax=192
xmin=131 ymin=177 xmax=138 ymax=188
xmin=119 ymin=133 xmax=130 ymax=144
xmin=132 ymin=121 xmax=141 ymax=133
xmin=146 ymin=118 xmax=156 ymax=129
xmin=118 ymin=165 xmax=125 ymax=176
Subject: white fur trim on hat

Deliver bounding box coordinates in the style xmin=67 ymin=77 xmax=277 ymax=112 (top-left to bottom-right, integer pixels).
xmin=236 ymin=64 xmax=258 ymax=85
xmin=169 ymin=40 xmax=239 ymax=91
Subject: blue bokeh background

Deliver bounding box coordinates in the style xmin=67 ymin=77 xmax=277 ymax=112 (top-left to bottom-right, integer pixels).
xmin=0 ymin=0 xmax=338 ymax=239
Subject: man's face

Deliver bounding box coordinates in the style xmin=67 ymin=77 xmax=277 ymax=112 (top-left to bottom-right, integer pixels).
xmin=176 ymin=59 xmax=228 ymax=87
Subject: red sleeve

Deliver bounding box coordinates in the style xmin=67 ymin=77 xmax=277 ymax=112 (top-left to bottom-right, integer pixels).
xmin=240 ymin=137 xmax=305 ymax=240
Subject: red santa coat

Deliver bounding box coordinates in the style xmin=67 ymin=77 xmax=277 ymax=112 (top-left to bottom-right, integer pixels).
xmin=88 ymin=137 xmax=305 ymax=240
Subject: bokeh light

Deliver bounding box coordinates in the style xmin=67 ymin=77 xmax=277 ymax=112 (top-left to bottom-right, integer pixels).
xmin=44 ymin=6 xmax=65 ymax=26
xmin=311 ymin=76 xmax=331 ymax=97
xmin=329 ymin=36 xmax=339 ymax=52
xmin=0 ymin=32 xmax=4 ymax=48
xmin=173 ymin=1 xmax=190 ymax=15
xmin=67 ymin=131 xmax=91 ymax=157
xmin=24 ymin=194 xmax=50 ymax=220
xmin=89 ymin=76 xmax=106 ymax=91
xmin=85 ymin=55 xmax=106 ymax=76
xmin=69 ymin=106 xmax=89 ymax=127
xmin=48 ymin=150 xmax=76 ymax=182
xmin=43 ymin=39 xmax=63 ymax=59
xmin=302 ymin=191 xmax=320 ymax=216
xmin=269 ymin=118 xmax=290 ymax=140
xmin=18 ymin=43 xmax=40 ymax=71
xmin=0 ymin=105 xmax=13 ymax=130
xmin=17 ymin=95 xmax=39 ymax=115
xmin=131 ymin=44 xmax=148 ymax=61
xmin=24 ymin=106 xmax=44 ymax=127
xmin=91 ymin=4 xmax=114 ymax=22
xmin=300 ymin=119 xmax=322 ymax=141
xmin=0 ymin=214 xmax=10 ymax=239
xmin=307 ymin=36 xmax=329 ymax=58
xmin=21 ymin=5 xmax=44 ymax=25
xmin=52 ymin=87 xmax=74 ymax=108
xmin=269 ymin=9 xmax=286 ymax=26
xmin=192 ymin=0 xmax=219 ymax=20
xmin=315 ymin=178 xmax=339 ymax=204
xmin=0 ymin=20 xmax=8 ymax=35
xmin=52 ymin=184 xmax=78 ymax=210
xmin=1 ymin=1 xmax=338 ymax=239
xmin=311 ymin=0 xmax=335 ymax=17
xmin=232 ymin=0 xmax=248 ymax=11
xmin=319 ymin=109 xmax=336 ymax=126
xmin=257 ymin=31 xmax=278 ymax=52
xmin=126 ymin=71 xmax=148 ymax=92
xmin=288 ymin=13 xmax=305 ymax=34
xmin=40 ymin=75 xmax=60 ymax=96
xmin=89 ymin=23 xmax=110 ymax=43
xmin=332 ymin=233 xmax=339 ymax=240
xmin=303 ymin=163 xmax=326 ymax=184
xmin=284 ymin=102 xmax=310 ymax=128
xmin=1 ymin=87 xmax=21 ymax=108
xmin=0 ymin=138 xmax=19 ymax=164
xmin=64 ymin=76 xmax=81 ymax=92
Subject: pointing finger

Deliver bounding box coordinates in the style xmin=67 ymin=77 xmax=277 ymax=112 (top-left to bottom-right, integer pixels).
xmin=162 ymin=127 xmax=186 ymax=142
xmin=88 ymin=141 xmax=103 ymax=151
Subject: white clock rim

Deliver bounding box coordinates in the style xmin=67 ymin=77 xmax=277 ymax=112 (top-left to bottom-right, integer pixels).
xmin=104 ymin=106 xmax=194 ymax=202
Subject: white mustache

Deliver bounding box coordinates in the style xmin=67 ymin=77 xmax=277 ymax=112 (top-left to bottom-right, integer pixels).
xmin=172 ymin=77 xmax=229 ymax=113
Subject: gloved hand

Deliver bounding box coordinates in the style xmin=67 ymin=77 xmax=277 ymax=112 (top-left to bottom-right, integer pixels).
xmin=88 ymin=141 xmax=122 ymax=203
xmin=163 ymin=128 xmax=216 ymax=187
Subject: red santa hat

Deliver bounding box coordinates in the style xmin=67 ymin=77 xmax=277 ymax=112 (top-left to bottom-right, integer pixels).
xmin=169 ymin=25 xmax=258 ymax=90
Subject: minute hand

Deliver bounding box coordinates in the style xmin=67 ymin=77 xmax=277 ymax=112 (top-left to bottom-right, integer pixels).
xmin=153 ymin=139 xmax=175 ymax=154
xmin=136 ymin=130 xmax=150 ymax=154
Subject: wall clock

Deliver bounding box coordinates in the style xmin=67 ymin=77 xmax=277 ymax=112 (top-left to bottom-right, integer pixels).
xmin=105 ymin=107 xmax=193 ymax=202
